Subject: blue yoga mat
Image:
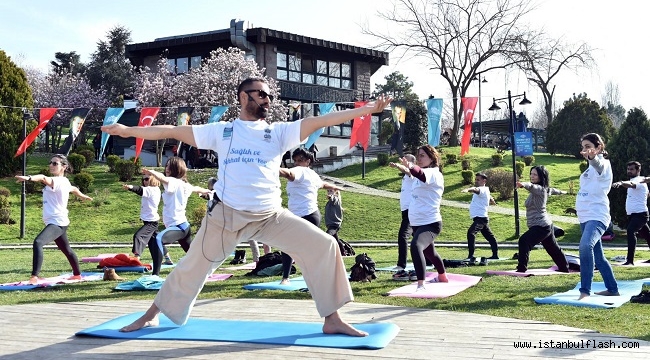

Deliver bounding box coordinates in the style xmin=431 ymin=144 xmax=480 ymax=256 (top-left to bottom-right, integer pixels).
xmin=76 ymin=312 xmax=399 ymax=349
xmin=114 ymin=276 xmax=165 ymax=291
xmin=534 ymin=280 xmax=644 ymax=308
xmin=104 ymin=263 xmax=176 ymax=273
xmin=243 ymin=277 xmax=308 ymax=291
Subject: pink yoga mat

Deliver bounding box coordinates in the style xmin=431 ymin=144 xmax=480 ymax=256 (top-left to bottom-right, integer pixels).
xmin=206 ymin=273 xmax=233 ymax=282
xmin=0 ymin=272 xmax=104 ymax=287
xmin=221 ymin=262 xmax=257 ymax=271
xmin=81 ymin=253 xmax=120 ymax=263
xmin=387 ymin=273 xmax=482 ymax=299
xmin=486 ymin=265 xmax=578 ymax=277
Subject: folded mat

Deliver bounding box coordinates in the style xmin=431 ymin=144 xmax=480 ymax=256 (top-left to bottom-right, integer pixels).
xmin=100 ymin=263 xmax=175 ymax=273
xmin=76 ymin=312 xmax=399 ymax=349
xmin=375 ymin=263 xmax=434 ymax=272
xmin=115 ymin=273 xmax=233 ymax=291
xmin=82 ymin=253 xmax=119 ymax=263
xmin=486 ymin=265 xmax=578 ymax=277
xmin=221 ymin=262 xmax=257 ymax=271
xmin=386 ymin=272 xmax=482 ymax=299
xmin=243 ymin=276 xmax=308 ymax=291
xmin=534 ymin=280 xmax=644 ymax=308
xmin=0 ymin=272 xmax=104 ymax=291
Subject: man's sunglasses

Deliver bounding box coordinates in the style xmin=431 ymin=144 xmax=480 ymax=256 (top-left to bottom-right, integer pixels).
xmin=244 ymin=89 xmax=274 ymax=102
xmin=142 ymin=177 xmax=150 ymax=181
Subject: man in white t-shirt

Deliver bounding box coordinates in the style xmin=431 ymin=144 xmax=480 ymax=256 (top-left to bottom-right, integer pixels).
xmin=611 ymin=161 xmax=650 ymax=265
xmin=461 ymin=173 xmax=499 ymax=261
xmin=103 ymin=77 xmax=391 ymax=338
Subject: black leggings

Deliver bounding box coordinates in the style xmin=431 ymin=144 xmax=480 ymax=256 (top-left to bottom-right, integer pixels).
xmin=149 ymin=223 xmax=192 ymax=275
xmin=32 ymin=224 xmax=80 ymax=277
xmin=132 ymin=220 xmax=159 ymax=256
xmin=467 ymin=217 xmax=498 ymax=258
xmin=626 ymin=212 xmax=650 ymax=263
xmin=410 ymin=222 xmax=445 ymax=280
xmin=517 ymin=225 xmax=568 ymax=272
xmin=282 ymin=210 xmax=321 ymax=279
xmin=397 ymin=209 xmax=412 ymax=269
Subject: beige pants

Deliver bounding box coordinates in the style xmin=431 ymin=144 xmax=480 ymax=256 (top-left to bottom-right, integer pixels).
xmin=154 ymin=202 xmax=353 ymax=325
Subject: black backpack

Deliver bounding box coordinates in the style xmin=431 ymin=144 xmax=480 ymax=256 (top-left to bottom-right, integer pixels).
xmin=337 ymin=238 xmax=356 ymax=257
xmin=349 ymin=253 xmax=376 ymax=282
xmin=246 ymin=251 xmax=284 ymax=276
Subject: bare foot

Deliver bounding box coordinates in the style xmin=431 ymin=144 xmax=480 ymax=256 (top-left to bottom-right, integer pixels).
xmin=578 ymin=292 xmax=589 ymax=300
xmin=595 ymin=290 xmax=620 ymax=296
xmin=436 ymin=273 xmax=449 ymax=283
xmin=27 ymin=276 xmax=39 ymax=285
xmin=280 ymin=278 xmax=290 ymax=285
xmin=323 ymin=311 xmax=367 ymax=337
xmin=68 ymin=275 xmax=82 ymax=281
xmin=119 ymin=314 xmax=160 ymax=332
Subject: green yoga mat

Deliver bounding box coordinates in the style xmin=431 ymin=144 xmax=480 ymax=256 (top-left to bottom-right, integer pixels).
xmin=76 ymin=312 xmax=400 ymax=349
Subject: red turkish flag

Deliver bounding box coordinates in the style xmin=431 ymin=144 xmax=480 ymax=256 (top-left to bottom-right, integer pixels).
xmin=349 ymin=101 xmax=372 ymax=150
xmin=460 ymin=97 xmax=478 ymax=156
xmin=134 ymin=107 xmax=160 ymax=161
xmin=15 ymin=108 xmax=58 ymax=157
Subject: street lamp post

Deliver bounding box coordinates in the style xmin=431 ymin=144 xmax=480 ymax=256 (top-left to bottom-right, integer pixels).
xmin=488 ymin=91 xmax=531 ymax=238
xmin=20 ymin=109 xmax=30 ymax=239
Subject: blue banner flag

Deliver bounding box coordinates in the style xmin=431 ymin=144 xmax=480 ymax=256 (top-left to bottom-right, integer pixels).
xmin=426 ymin=98 xmax=444 ymax=146
xmin=100 ymin=108 xmax=125 ymax=160
xmin=304 ymin=103 xmax=335 ymax=148
xmin=208 ymin=106 xmax=229 ymax=123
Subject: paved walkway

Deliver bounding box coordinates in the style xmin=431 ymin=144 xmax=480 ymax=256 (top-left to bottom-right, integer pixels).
xmin=320 ymin=174 xmax=580 ymax=225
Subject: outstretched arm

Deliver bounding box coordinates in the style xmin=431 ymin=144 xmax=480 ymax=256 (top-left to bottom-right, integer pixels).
xmin=15 ymin=174 xmax=54 ymax=188
xmin=143 ymin=168 xmax=169 ymax=185
xmin=279 ymin=168 xmax=295 ymax=181
xmin=389 ymin=161 xmax=411 ymax=176
xmin=101 ymin=124 xmax=197 ymax=147
xmin=300 ymin=95 xmax=392 ymax=141
xmin=612 ymin=181 xmax=636 ymax=189
xmin=321 ymin=182 xmax=343 ymax=192
xmin=461 ymin=187 xmax=480 ymax=195
xmin=71 ymin=187 xmax=93 ymax=201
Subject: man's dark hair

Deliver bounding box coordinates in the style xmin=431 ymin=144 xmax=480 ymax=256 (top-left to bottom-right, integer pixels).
xmin=476 ymin=173 xmax=488 ymax=180
xmin=627 ymin=161 xmax=641 ymax=170
xmin=237 ymin=77 xmax=268 ymax=104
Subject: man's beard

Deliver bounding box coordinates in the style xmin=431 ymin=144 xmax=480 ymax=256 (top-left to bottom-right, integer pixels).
xmin=248 ymin=102 xmax=269 ymax=119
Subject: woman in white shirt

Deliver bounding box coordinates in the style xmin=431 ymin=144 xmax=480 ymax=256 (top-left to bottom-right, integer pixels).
xmin=278 ymin=148 xmax=342 ymax=284
xmin=123 ymin=175 xmax=162 ymax=260
xmin=576 ymin=133 xmax=619 ymax=300
xmin=395 ymin=145 xmax=447 ymax=290
xmin=145 ymin=156 xmax=208 ymax=276
xmin=15 ymin=154 xmax=92 ymax=284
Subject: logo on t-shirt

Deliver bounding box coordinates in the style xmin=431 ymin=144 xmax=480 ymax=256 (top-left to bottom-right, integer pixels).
xmin=223 ymin=126 xmax=233 ymax=139
xmin=264 ymin=128 xmax=271 ymax=142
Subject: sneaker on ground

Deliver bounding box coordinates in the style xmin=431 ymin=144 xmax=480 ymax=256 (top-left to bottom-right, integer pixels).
xmin=163 ymin=259 xmax=174 ymax=266
xmin=392 ymin=270 xmax=411 ymax=281
xmin=408 ymin=270 xmax=418 ymax=281
xmin=487 ymin=255 xmax=500 ymax=260
xmin=463 ymin=257 xmax=476 ymax=263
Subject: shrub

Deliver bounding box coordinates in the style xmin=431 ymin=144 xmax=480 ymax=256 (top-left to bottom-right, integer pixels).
xmin=106 ymin=155 xmax=120 ymax=172
xmin=461 ymin=158 xmax=472 ymax=170
xmin=75 ymin=149 xmax=95 ymax=167
xmin=75 ymin=144 xmax=94 ymax=154
xmin=491 ymin=153 xmax=504 ymax=166
xmin=0 ymin=187 xmax=10 ymax=197
xmin=522 ymin=155 xmax=535 ymax=166
xmin=190 ymin=202 xmax=207 ymax=233
xmin=68 ymin=153 xmax=86 ymax=174
xmin=73 ymin=172 xmax=94 ymax=193
xmin=515 ymin=161 xmax=525 ymax=178
xmin=115 ymin=159 xmax=138 ymax=181
xmin=445 ymin=153 xmax=458 ymax=165
xmin=579 ymin=160 xmax=588 ymax=173
xmin=379 ymin=120 xmax=394 ymax=145
xmin=377 ymin=153 xmax=389 ymax=166
xmin=0 ymin=195 xmax=11 ymax=224
xmin=484 ymin=168 xmax=515 ymax=200
xmin=91 ymin=188 xmax=111 ymax=208
xmin=461 ymin=170 xmax=474 ymax=185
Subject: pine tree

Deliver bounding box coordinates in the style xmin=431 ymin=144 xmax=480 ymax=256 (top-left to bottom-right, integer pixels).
xmin=0 ymin=51 xmax=34 ymax=176
xmin=607 ymin=108 xmax=650 ymax=227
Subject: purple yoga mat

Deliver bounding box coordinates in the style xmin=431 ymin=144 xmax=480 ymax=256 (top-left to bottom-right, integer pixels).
xmin=387 ymin=272 xmax=482 ymax=298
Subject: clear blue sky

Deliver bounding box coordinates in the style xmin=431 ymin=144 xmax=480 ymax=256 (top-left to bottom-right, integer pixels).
xmin=1 ymin=0 xmax=648 ymax=119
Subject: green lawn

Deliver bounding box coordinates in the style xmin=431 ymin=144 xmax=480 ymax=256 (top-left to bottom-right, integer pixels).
xmin=1 ymin=149 xmax=648 ymax=342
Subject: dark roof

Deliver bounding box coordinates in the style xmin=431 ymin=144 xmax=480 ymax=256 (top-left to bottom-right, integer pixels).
xmin=125 ymin=26 xmax=388 ymax=72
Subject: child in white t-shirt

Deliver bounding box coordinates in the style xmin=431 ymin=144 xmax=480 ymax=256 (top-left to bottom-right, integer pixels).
xmin=123 ymin=175 xmax=162 ymax=260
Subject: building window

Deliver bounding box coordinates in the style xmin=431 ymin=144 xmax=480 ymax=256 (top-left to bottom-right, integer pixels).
xmin=190 ymin=56 xmax=201 ymax=69
xmin=176 ymin=58 xmax=189 ymax=73
xmin=277 ymin=51 xmax=352 ymax=89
